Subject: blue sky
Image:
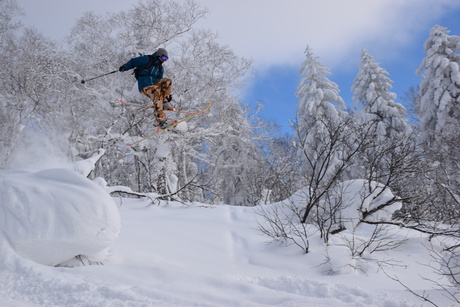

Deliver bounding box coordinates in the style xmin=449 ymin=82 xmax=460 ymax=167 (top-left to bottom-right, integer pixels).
xmin=17 ymin=0 xmax=460 ymax=134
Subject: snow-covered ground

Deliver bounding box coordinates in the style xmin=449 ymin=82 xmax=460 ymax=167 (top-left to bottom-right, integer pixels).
xmin=0 ymin=165 xmax=456 ymax=306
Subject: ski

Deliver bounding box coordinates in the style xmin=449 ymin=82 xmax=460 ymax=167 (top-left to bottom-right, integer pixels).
xmin=119 ymin=99 xmax=208 ymax=115
xmin=125 ymin=102 xmax=213 ymax=146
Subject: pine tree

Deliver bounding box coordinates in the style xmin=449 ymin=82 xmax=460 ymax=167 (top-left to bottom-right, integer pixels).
xmin=352 ymin=50 xmax=420 ymax=204
xmin=295 ymin=46 xmax=347 ymax=142
xmin=294 ymin=46 xmax=351 ymax=180
xmin=416 ymin=25 xmax=460 ymax=144
xmin=352 ymin=49 xmax=407 ymax=139
xmin=294 ymin=46 xmax=356 ymax=227
xmin=414 ymin=25 xmax=460 ymax=222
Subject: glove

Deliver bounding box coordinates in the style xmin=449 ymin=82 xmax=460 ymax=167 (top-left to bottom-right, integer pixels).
xmin=166 ymin=94 xmax=172 ymax=102
xmin=119 ymin=66 xmax=126 ymax=72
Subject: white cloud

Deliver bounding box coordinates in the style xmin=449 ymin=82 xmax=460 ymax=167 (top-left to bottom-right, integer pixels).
xmin=193 ymin=0 xmax=460 ymax=70
xmin=17 ymin=0 xmax=135 ymax=39
xmin=17 ymin=0 xmax=460 ymax=72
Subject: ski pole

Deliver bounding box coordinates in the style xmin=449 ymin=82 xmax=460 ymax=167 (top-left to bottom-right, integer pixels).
xmin=81 ymin=70 xmax=118 ymax=84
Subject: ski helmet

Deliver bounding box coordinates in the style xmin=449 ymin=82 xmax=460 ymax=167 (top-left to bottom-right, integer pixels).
xmin=156 ymin=48 xmax=168 ymax=58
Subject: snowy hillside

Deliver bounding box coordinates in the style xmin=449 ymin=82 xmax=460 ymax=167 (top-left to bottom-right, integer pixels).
xmin=0 ymin=165 xmax=456 ymax=306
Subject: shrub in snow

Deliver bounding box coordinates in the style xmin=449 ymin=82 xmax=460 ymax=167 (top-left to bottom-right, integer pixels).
xmin=256 ymin=179 xmax=403 ymax=258
xmin=0 ymin=168 xmax=121 ymax=267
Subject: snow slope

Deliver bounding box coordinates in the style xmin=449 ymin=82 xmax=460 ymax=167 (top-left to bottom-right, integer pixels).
xmin=0 ymin=167 xmax=455 ymax=306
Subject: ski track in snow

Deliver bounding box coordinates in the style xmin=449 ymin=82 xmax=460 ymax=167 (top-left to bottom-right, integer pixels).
xmin=0 ymin=198 xmax=450 ymax=306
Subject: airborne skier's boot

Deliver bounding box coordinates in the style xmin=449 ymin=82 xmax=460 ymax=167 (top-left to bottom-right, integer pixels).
xmin=163 ymin=102 xmax=173 ymax=110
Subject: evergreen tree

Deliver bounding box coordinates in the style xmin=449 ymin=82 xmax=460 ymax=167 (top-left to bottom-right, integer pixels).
xmin=416 ymin=25 xmax=460 ymax=144
xmin=414 ymin=25 xmax=460 ymax=222
xmin=294 ymin=46 xmax=350 ymax=182
xmin=294 ymin=46 xmax=355 ymax=227
xmin=352 ymin=49 xmax=407 ymax=139
xmin=295 ymin=46 xmax=347 ymax=142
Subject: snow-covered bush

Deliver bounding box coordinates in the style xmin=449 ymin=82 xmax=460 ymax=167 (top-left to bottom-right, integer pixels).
xmin=256 ymin=179 xmax=402 ymax=254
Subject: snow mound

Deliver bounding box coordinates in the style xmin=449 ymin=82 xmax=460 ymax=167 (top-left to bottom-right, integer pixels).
xmin=339 ymin=179 xmax=401 ymax=226
xmin=284 ymin=179 xmax=401 ymax=227
xmin=0 ymin=168 xmax=121 ymax=266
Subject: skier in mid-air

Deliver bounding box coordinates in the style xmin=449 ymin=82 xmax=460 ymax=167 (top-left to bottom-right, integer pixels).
xmin=119 ymin=48 xmax=173 ymax=129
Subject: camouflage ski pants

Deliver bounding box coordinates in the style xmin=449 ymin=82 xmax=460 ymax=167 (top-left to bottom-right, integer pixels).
xmin=141 ymin=78 xmax=172 ymax=126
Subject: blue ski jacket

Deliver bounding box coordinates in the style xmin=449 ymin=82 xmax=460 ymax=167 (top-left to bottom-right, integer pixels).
xmin=121 ymin=52 xmax=164 ymax=91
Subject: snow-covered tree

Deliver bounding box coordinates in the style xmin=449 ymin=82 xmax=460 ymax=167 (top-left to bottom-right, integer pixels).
xmin=294 ymin=47 xmax=358 ymax=229
xmin=413 ymin=25 xmax=460 ymax=223
xmin=206 ymin=101 xmax=260 ymax=206
xmin=63 ymin=1 xmax=211 ymax=194
xmin=0 ymin=0 xmax=24 ymax=167
xmin=294 ymin=46 xmax=350 ymax=180
xmin=0 ymin=25 xmax=72 ymax=168
xmin=122 ymin=0 xmax=207 ymax=53
xmin=0 ymin=0 xmax=22 ymax=41
xmin=351 ymin=49 xmax=417 ymax=196
xmin=165 ymin=29 xmax=256 ymax=205
xmin=416 ymin=25 xmax=460 ymax=144
xmin=295 ymin=46 xmax=347 ymax=142
xmin=62 ymin=0 xmax=260 ymax=204
xmin=352 ymin=49 xmax=408 ymax=139
xmin=255 ymin=132 xmax=302 ymax=204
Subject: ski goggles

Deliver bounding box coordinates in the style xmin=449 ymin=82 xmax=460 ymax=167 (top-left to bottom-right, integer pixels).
xmin=160 ymin=55 xmax=169 ymax=61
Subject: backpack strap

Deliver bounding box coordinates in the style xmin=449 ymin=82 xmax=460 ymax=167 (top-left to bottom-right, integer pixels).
xmin=134 ymin=55 xmax=156 ymax=80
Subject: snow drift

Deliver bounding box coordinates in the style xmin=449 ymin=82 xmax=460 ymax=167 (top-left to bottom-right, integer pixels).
xmin=339 ymin=179 xmax=402 ymax=226
xmin=0 ymin=168 xmax=121 ymax=266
